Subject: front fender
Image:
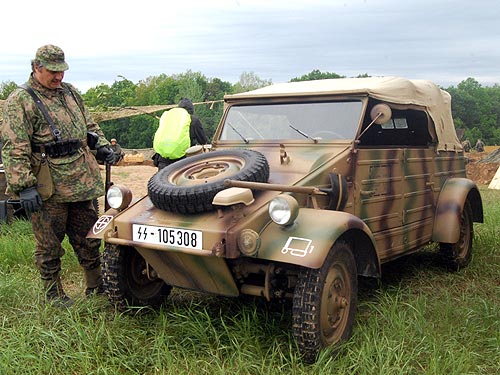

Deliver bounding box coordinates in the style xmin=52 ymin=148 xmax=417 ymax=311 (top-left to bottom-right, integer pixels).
xmin=432 ymin=177 xmax=483 ymax=243
xmin=87 ymin=209 xmax=120 ymax=239
xmin=257 ymin=208 xmax=377 ymax=269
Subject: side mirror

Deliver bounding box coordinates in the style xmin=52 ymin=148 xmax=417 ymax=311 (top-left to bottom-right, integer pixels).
xmin=370 ymin=104 xmax=392 ymax=125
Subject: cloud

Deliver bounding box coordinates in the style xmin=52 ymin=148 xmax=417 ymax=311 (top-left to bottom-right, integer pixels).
xmin=1 ymin=0 xmax=499 ymax=92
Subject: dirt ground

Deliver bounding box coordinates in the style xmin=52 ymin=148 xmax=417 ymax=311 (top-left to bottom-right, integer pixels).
xmin=465 ymin=152 xmax=499 ymax=186
xmin=101 ymin=162 xmax=157 ymax=197
xmin=97 ymin=163 xmax=157 ymax=212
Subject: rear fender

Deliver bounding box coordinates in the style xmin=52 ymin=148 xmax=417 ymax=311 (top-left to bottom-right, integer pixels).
xmin=257 ymin=208 xmax=378 ymax=271
xmin=432 ymin=178 xmax=483 ymax=243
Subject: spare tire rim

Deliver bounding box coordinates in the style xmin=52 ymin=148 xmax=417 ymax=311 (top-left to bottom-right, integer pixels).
xmin=168 ymin=156 xmax=246 ymax=186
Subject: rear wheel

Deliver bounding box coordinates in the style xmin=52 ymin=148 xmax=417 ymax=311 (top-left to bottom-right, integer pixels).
xmin=102 ymin=244 xmax=172 ymax=310
xmin=439 ymin=201 xmax=473 ymax=271
xmin=292 ymin=242 xmax=358 ymax=363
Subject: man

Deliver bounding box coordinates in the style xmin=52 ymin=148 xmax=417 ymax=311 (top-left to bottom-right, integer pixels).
xmin=153 ymin=98 xmax=208 ymax=170
xmin=475 ymin=138 xmax=485 ymax=152
xmin=462 ymin=138 xmax=471 ymax=153
xmin=1 ymin=45 xmax=115 ymax=306
xmin=110 ymin=138 xmax=125 ymax=164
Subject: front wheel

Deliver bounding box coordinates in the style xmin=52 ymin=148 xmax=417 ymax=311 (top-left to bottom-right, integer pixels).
xmin=102 ymin=244 xmax=172 ymax=310
xmin=439 ymin=201 xmax=473 ymax=271
xmin=292 ymin=241 xmax=358 ymax=363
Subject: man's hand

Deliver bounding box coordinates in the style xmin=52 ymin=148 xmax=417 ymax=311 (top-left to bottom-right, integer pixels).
xmin=19 ymin=186 xmax=42 ymax=214
xmin=96 ymin=146 xmax=115 ymax=164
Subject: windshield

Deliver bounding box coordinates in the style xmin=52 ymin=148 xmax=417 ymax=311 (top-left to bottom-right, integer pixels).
xmin=219 ymin=101 xmax=363 ymax=142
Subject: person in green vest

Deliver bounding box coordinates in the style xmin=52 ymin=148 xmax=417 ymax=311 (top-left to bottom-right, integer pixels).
xmin=152 ymin=98 xmax=208 ymax=170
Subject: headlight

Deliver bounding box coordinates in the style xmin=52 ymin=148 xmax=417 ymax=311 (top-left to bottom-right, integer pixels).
xmin=106 ymin=185 xmax=132 ymax=210
xmin=268 ymin=195 xmax=299 ymax=226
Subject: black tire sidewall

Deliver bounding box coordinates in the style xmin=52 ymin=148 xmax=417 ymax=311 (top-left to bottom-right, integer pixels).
xmin=292 ymin=241 xmax=358 ymax=363
xmin=147 ymin=149 xmax=269 ymax=213
xmin=102 ymin=244 xmax=171 ymax=309
xmin=440 ymin=201 xmax=473 ymax=270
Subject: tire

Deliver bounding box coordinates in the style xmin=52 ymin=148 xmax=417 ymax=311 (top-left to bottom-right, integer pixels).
xmin=439 ymin=201 xmax=473 ymax=271
xmin=147 ymin=149 xmax=269 ymax=213
xmin=102 ymin=244 xmax=172 ymax=310
xmin=92 ymin=198 xmax=99 ymax=214
xmin=293 ymin=242 xmax=358 ymax=363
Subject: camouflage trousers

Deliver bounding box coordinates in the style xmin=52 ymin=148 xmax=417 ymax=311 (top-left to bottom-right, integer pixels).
xmin=30 ymin=199 xmax=101 ymax=280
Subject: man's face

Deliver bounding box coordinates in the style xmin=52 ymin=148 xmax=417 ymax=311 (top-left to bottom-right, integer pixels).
xmin=34 ymin=64 xmax=64 ymax=89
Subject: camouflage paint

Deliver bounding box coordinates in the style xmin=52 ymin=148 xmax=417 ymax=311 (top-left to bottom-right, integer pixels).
xmin=89 ymin=80 xmax=483 ymax=299
xmin=432 ymin=177 xmax=483 ymax=243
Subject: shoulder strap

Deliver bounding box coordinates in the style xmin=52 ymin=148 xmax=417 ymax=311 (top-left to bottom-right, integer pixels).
xmin=20 ymin=84 xmax=62 ymax=142
xmin=63 ymin=83 xmax=86 ymax=119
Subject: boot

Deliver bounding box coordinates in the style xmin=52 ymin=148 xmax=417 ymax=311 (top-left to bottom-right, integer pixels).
xmin=84 ymin=267 xmax=104 ymax=297
xmin=43 ymin=277 xmax=73 ymax=307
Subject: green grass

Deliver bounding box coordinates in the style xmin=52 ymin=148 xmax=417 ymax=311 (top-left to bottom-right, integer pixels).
xmin=0 ymin=188 xmax=498 ymax=374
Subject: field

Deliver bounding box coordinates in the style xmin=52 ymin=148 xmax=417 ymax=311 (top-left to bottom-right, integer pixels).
xmin=0 ymin=169 xmax=499 ymax=374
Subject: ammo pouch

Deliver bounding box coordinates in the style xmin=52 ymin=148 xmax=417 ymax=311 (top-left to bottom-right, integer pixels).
xmin=32 ymin=139 xmax=82 ymax=158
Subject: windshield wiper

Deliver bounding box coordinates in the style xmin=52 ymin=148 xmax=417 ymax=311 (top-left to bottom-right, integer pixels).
xmin=289 ymin=123 xmax=318 ymax=143
xmin=227 ymin=122 xmax=249 ymax=144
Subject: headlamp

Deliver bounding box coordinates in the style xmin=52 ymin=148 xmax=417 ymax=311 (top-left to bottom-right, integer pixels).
xmin=106 ymin=185 xmax=132 ymax=210
xmin=268 ymin=195 xmax=299 ymax=226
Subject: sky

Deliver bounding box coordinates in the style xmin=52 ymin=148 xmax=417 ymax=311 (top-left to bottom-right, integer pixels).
xmin=1 ymin=0 xmax=499 ymax=93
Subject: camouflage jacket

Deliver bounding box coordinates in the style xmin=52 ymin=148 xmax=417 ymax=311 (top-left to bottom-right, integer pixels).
xmin=111 ymin=143 xmax=124 ymax=157
xmin=0 ymin=75 xmax=109 ymax=201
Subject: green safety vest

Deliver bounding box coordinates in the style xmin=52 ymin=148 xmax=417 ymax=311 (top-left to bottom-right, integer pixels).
xmin=153 ymin=107 xmax=191 ymax=159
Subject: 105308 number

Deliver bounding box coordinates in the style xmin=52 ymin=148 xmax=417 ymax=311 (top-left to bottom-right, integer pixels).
xmin=132 ymin=224 xmax=202 ymax=250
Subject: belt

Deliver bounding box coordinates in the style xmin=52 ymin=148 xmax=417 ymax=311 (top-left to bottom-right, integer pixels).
xmin=32 ymin=139 xmax=84 ymax=158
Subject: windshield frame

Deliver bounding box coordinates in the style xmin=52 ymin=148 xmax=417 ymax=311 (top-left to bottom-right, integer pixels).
xmin=215 ymin=97 xmax=366 ymax=144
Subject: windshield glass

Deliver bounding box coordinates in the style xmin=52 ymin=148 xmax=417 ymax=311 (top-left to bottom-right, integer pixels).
xmin=219 ymin=101 xmax=363 ymax=141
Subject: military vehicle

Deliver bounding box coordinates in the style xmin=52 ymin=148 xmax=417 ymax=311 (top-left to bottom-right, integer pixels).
xmin=89 ymin=76 xmax=483 ymax=362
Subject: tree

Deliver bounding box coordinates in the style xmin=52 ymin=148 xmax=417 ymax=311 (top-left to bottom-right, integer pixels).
xmin=136 ymin=74 xmax=179 ymax=106
xmin=78 ymin=72 xmax=500 ymax=149
xmin=0 ymin=80 xmax=18 ymax=100
xmin=174 ymin=70 xmax=206 ymax=103
xmin=291 ymin=69 xmax=345 ymax=82
xmin=232 ymin=71 xmax=272 ymax=93
xmin=84 ymin=83 xmax=113 ymax=110
xmin=446 ymin=78 xmax=500 ymax=145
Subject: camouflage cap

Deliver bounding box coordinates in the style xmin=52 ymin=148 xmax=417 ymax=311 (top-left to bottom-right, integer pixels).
xmin=35 ymin=44 xmax=69 ymax=71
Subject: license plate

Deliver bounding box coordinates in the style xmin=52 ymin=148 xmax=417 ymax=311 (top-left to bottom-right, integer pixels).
xmin=132 ymin=224 xmax=203 ymax=250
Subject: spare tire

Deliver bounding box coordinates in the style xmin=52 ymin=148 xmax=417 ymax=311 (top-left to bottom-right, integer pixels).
xmin=147 ymin=149 xmax=269 ymax=213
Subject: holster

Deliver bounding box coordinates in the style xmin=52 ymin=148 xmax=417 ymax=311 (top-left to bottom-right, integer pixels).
xmin=33 ymin=155 xmax=54 ymax=200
